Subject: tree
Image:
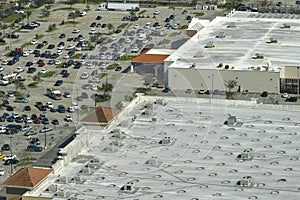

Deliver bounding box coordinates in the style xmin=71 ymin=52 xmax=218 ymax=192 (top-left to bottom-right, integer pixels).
xmin=102 ymin=83 xmax=113 ymax=94
xmin=107 ymin=23 xmax=114 ymax=34
xmin=14 ymin=80 xmax=26 ymax=92
xmin=26 ymin=11 xmax=32 ymax=24
xmin=225 ymin=79 xmax=238 ymax=98
xmin=0 ymin=23 xmax=8 ymax=36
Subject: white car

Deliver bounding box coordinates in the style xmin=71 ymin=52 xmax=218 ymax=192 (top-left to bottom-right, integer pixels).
xmin=0 ymin=67 xmax=4 ymax=72
xmin=40 ymin=69 xmax=48 ymax=75
xmin=133 ymin=24 xmax=140 ymax=29
xmin=72 ymin=29 xmax=80 ymax=33
xmin=57 ymin=50 xmax=63 ymax=55
xmin=3 ymin=154 xmax=17 ymax=162
xmin=85 ymin=62 xmax=95 ymax=69
xmin=67 ymin=106 xmax=75 ymax=113
xmin=91 ymin=85 xmax=97 ymax=91
xmin=63 ymin=54 xmax=70 ymax=59
xmin=46 ymin=102 xmax=54 ymax=109
xmin=89 ymin=77 xmax=100 ymax=83
xmin=1 ymin=60 xmax=8 ymax=65
xmin=72 ymin=102 xmax=79 ymax=110
xmin=55 ymin=60 xmax=62 ymax=65
xmin=89 ymin=29 xmax=97 ymax=34
xmin=282 ymin=93 xmax=289 ymax=98
xmin=79 ymin=11 xmax=86 ymax=16
xmin=14 ymin=67 xmax=24 ymax=73
xmin=22 ymin=51 xmax=30 ymax=57
xmin=31 ymin=39 xmax=38 ymax=45
xmin=25 ymin=117 xmax=32 ymax=123
xmin=80 ymin=72 xmax=89 ymax=79
xmin=66 ymin=44 xmax=75 ymax=50
xmin=39 ymin=126 xmax=53 ymax=133
xmin=65 ymin=114 xmax=73 ymax=122
xmin=0 ymin=168 xmax=5 ymax=176
xmin=154 ymin=10 xmax=160 ymax=15
xmin=27 ymin=49 xmax=34 ymax=54
xmin=15 ymin=10 xmax=25 ymax=14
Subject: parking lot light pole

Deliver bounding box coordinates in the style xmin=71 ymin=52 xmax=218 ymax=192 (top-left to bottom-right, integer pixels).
xmin=297 ymin=67 xmax=299 ymax=97
xmin=210 ymin=74 xmax=214 ymax=99
xmin=8 ymin=136 xmax=13 ymax=175
xmin=44 ymin=131 xmax=47 ymax=149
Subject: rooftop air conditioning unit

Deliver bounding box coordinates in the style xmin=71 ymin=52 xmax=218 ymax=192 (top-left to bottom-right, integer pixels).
xmin=49 ymin=185 xmax=57 ymax=192
xmin=120 ymin=183 xmax=134 ymax=192
xmin=205 ymin=41 xmax=215 ymax=48
xmin=145 ymin=156 xmax=161 ymax=167
xmin=241 ymin=152 xmax=250 ymax=160
xmin=57 ymin=190 xmax=65 ymax=197
xmin=239 ymin=178 xmax=251 ymax=187
xmin=74 ymin=175 xmax=81 ymax=181
xmin=59 ymin=176 xmax=67 ymax=184
xmin=159 ymin=137 xmax=171 ymax=145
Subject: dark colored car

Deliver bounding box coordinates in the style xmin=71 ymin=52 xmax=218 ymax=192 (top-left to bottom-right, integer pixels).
xmin=25 ymin=61 xmax=33 ymax=66
xmin=96 ymin=15 xmax=102 ymax=20
xmin=27 ymin=67 xmax=36 ymax=73
xmin=1 ymin=144 xmax=10 ymax=151
xmin=6 ymin=106 xmax=14 ymax=111
xmin=54 ymin=80 xmax=63 ymax=86
xmin=58 ymin=105 xmax=66 ymax=113
xmin=52 ymin=119 xmax=59 ymax=125
xmin=23 ymin=106 xmax=31 ymax=111
xmin=59 ymin=33 xmax=65 ymax=38
xmin=27 ymin=144 xmax=42 ymax=152
xmin=285 ymin=97 xmax=297 ymax=102
xmin=260 ymin=91 xmax=269 ymax=97
xmin=3 ymin=159 xmax=19 ymax=165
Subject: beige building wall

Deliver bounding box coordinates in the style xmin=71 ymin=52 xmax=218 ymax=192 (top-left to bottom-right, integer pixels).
xmin=168 ymin=68 xmax=280 ymax=93
xmin=280 ymin=66 xmax=300 ymax=79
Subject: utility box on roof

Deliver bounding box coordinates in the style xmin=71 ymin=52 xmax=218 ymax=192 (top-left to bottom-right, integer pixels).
xmin=227 ymin=116 xmax=236 ymax=126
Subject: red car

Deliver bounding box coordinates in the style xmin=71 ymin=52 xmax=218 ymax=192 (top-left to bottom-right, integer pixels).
xmin=33 ymin=118 xmax=41 ymax=124
xmin=37 ymin=60 xmax=45 ymax=67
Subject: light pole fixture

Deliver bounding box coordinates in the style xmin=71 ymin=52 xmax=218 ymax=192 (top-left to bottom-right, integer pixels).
xmin=211 ymin=74 xmax=214 ymax=99
xmin=297 ymin=67 xmax=299 ymax=97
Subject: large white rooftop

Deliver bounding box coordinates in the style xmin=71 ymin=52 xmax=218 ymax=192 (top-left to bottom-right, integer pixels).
xmin=27 ymin=96 xmax=300 ymax=200
xmin=166 ymin=12 xmax=300 ymax=71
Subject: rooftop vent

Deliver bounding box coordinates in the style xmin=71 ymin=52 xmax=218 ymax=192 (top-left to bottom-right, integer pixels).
xmin=281 ymin=23 xmax=291 ymax=28
xmin=120 ymin=182 xmax=138 ymax=194
xmin=252 ymin=53 xmax=264 ymax=59
xmin=58 ymin=176 xmax=67 ymax=184
xmin=225 ymin=116 xmax=236 ymax=126
xmin=158 ymin=137 xmax=171 ymax=145
xmin=48 ymin=185 xmax=57 ymax=192
xmin=237 ymin=176 xmax=252 ymax=187
xmin=236 ymin=151 xmax=253 ymax=161
xmin=56 ymin=189 xmax=65 ymax=197
xmin=204 ymin=41 xmax=215 ymax=48
xmin=266 ymin=38 xmax=277 ymax=44
xmin=145 ymin=156 xmax=162 ymax=167
xmin=216 ymin=32 xmax=225 ymax=38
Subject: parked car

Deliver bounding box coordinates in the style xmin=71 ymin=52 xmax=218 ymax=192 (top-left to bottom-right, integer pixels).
xmin=0 ymin=167 xmax=4 ymax=176
xmin=260 ymin=91 xmax=269 ymax=97
xmin=1 ymin=144 xmax=10 ymax=151
xmin=14 ymin=98 xmax=28 ymax=103
xmin=39 ymin=126 xmax=53 ymax=133
xmin=54 ymin=80 xmax=63 ymax=86
xmin=27 ymin=144 xmax=42 ymax=152
xmin=285 ymin=97 xmax=297 ymax=102
xmin=3 ymin=154 xmax=17 ymax=162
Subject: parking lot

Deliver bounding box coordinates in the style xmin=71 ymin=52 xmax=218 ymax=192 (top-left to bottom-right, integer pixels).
xmin=0 ymin=2 xmax=205 ymax=182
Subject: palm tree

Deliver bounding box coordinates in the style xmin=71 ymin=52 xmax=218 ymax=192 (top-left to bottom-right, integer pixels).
xmin=26 ymin=11 xmax=32 ymax=24
xmin=107 ymin=23 xmax=114 ymax=34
